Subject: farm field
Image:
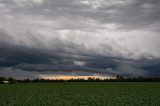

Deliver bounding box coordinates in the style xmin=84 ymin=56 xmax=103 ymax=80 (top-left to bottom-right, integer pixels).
xmin=0 ymin=82 xmax=160 ymax=106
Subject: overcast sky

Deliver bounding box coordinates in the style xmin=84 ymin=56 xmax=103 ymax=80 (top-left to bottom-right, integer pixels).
xmin=0 ymin=0 xmax=160 ymax=79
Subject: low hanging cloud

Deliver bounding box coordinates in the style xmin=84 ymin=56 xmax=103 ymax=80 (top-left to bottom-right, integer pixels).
xmin=0 ymin=0 xmax=160 ymax=79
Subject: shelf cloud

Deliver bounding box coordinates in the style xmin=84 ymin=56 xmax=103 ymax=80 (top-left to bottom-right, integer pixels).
xmin=0 ymin=0 xmax=160 ymax=79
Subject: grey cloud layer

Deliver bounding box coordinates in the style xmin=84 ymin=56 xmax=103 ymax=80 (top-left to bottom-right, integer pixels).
xmin=1 ymin=0 xmax=160 ymax=30
xmin=0 ymin=0 xmax=160 ymax=78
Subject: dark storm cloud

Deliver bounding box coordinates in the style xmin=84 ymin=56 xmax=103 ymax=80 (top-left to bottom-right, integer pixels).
xmin=0 ymin=39 xmax=160 ymax=78
xmin=0 ymin=0 xmax=160 ymax=78
xmin=0 ymin=29 xmax=160 ymax=77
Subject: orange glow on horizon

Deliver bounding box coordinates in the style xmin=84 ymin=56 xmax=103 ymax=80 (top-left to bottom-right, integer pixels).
xmin=38 ymin=75 xmax=114 ymax=80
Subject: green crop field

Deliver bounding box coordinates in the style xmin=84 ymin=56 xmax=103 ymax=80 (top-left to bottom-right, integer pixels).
xmin=0 ymin=82 xmax=160 ymax=106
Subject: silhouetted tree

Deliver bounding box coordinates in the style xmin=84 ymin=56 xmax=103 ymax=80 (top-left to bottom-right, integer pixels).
xmin=23 ymin=79 xmax=31 ymax=83
xmin=0 ymin=77 xmax=7 ymax=82
xmin=8 ymin=77 xmax=16 ymax=84
xmin=116 ymin=75 xmax=124 ymax=81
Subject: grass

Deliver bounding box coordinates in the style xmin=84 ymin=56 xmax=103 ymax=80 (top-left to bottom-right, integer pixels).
xmin=0 ymin=82 xmax=160 ymax=106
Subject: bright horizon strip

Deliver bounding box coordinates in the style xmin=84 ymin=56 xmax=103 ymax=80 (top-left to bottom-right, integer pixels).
xmin=38 ymin=75 xmax=115 ymax=80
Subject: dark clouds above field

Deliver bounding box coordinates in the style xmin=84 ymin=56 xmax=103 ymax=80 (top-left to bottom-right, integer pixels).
xmin=0 ymin=0 xmax=160 ymax=79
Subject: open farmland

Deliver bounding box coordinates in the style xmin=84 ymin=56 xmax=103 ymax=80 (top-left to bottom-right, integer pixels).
xmin=0 ymin=82 xmax=160 ymax=106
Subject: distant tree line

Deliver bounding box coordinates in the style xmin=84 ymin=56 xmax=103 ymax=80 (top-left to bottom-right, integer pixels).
xmin=1 ymin=75 xmax=160 ymax=84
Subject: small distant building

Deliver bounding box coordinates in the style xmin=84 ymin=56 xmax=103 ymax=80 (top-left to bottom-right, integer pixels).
xmin=1 ymin=81 xmax=10 ymax=84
